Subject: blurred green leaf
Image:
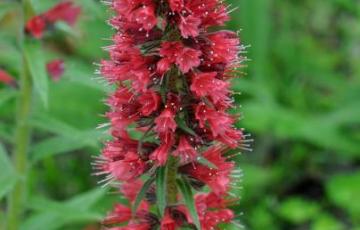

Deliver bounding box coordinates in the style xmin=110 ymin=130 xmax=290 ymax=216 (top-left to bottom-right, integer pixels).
xmin=0 ymin=142 xmax=17 ymax=199
xmin=24 ymin=39 xmax=48 ymax=107
xmin=30 ymin=130 xmax=101 ymax=163
xmin=327 ymin=172 xmax=360 ymax=219
xmin=29 ymin=114 xmax=104 ymax=162
xmin=311 ymin=213 xmax=345 ymax=230
xmin=278 ymin=197 xmax=321 ymax=224
xmin=0 ymin=2 xmax=18 ymax=21
xmin=58 ymin=188 xmax=106 ymax=211
xmin=54 ymin=21 xmax=80 ymax=38
xmin=22 ymin=188 xmax=106 ymax=230
xmin=0 ymin=35 xmax=21 ymax=74
xmin=0 ymin=89 xmax=16 ymax=107
xmin=249 ymin=202 xmax=278 ymax=230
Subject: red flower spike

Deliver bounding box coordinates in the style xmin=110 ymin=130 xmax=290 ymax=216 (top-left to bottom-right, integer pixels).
xmin=46 ymin=59 xmax=65 ymax=81
xmin=96 ymin=0 xmax=247 ymax=229
xmin=25 ymin=1 xmax=81 ymax=39
xmin=25 ymin=15 xmax=47 ymax=39
xmin=44 ymin=1 xmax=81 ymax=25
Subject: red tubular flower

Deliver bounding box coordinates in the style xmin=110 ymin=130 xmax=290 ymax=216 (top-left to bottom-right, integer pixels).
xmin=179 ymin=15 xmax=201 ymax=38
xmin=46 ymin=59 xmax=65 ymax=81
xmin=176 ymin=47 xmax=202 ymax=74
xmin=194 ymin=193 xmax=235 ymax=229
xmin=180 ymin=147 xmax=235 ymax=195
xmin=25 ymin=15 xmax=47 ymax=39
xmin=138 ymin=90 xmax=161 ymax=116
xmin=0 ymin=69 xmax=17 ymax=88
xmin=150 ymin=134 xmax=174 ymax=165
xmin=173 ymin=136 xmax=197 ymax=163
xmin=161 ymin=210 xmax=177 ymax=230
xmin=25 ymin=1 xmax=81 ymax=39
xmin=191 ymin=72 xmax=230 ymax=106
xmin=154 ymin=108 xmax=177 ymax=138
xmin=121 ymin=179 xmax=143 ymax=202
xmin=96 ymin=0 xmax=248 ymax=229
xmin=107 ymin=152 xmax=146 ymax=181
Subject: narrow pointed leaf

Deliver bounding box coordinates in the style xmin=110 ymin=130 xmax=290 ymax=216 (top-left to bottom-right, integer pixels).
xmin=176 ymin=178 xmax=201 ymax=230
xmin=24 ymin=39 xmax=48 ymax=107
xmin=132 ymin=177 xmax=155 ymax=214
xmin=156 ymin=166 xmax=167 ymax=217
xmin=197 ymin=156 xmax=218 ymax=169
xmin=175 ymin=117 xmax=197 ymax=136
xmin=0 ymin=143 xmax=17 ymax=199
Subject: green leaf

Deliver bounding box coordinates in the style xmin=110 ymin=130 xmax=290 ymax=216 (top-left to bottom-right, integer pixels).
xmin=311 ymin=213 xmax=345 ymax=230
xmin=66 ymin=188 xmax=106 ymax=210
xmin=132 ymin=177 xmax=155 ymax=214
xmin=176 ymin=178 xmax=201 ymax=230
xmin=24 ymin=39 xmax=48 ymax=107
xmin=30 ymin=130 xmax=101 ymax=163
xmin=22 ymin=189 xmax=106 ymax=230
xmin=197 ymin=156 xmax=217 ymax=169
xmin=327 ymin=172 xmax=360 ymax=219
xmin=175 ymin=117 xmax=197 ymax=136
xmin=156 ymin=166 xmax=167 ymax=217
xmin=0 ymin=142 xmax=17 ymax=199
xmin=30 ymin=114 xmax=103 ymax=162
xmin=278 ymin=197 xmax=321 ymax=224
xmin=0 ymin=89 xmax=16 ymax=107
xmin=55 ymin=21 xmax=80 ymax=38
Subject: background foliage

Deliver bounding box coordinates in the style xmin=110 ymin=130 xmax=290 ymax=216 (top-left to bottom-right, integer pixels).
xmin=0 ymin=0 xmax=359 ymax=229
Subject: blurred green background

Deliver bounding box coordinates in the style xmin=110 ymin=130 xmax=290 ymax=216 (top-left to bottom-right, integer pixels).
xmin=0 ymin=0 xmax=359 ymax=229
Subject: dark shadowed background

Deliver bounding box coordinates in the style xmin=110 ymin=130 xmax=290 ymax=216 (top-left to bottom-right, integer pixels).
xmin=0 ymin=0 xmax=359 ymax=229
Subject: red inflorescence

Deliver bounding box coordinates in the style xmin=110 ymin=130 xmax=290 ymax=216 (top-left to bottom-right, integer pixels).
xmin=25 ymin=1 xmax=81 ymax=39
xmin=0 ymin=69 xmax=17 ymax=88
xmin=95 ymin=0 xmax=248 ymax=229
xmin=46 ymin=59 xmax=65 ymax=81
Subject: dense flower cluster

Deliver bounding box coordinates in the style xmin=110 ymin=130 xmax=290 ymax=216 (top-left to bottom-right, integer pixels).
xmin=25 ymin=1 xmax=81 ymax=39
xmin=95 ymin=0 xmax=248 ymax=229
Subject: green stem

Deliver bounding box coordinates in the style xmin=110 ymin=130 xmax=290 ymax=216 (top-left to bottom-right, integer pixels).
xmin=7 ymin=61 xmax=32 ymax=230
xmin=7 ymin=1 xmax=33 ymax=229
xmin=166 ymin=156 xmax=178 ymax=205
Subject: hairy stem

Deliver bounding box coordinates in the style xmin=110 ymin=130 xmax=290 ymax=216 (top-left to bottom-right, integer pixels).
xmin=6 ymin=1 xmax=33 ymax=229
xmin=166 ymin=156 xmax=178 ymax=205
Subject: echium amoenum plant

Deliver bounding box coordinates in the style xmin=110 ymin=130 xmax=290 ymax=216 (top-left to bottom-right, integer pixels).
xmin=94 ymin=0 xmax=250 ymax=229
